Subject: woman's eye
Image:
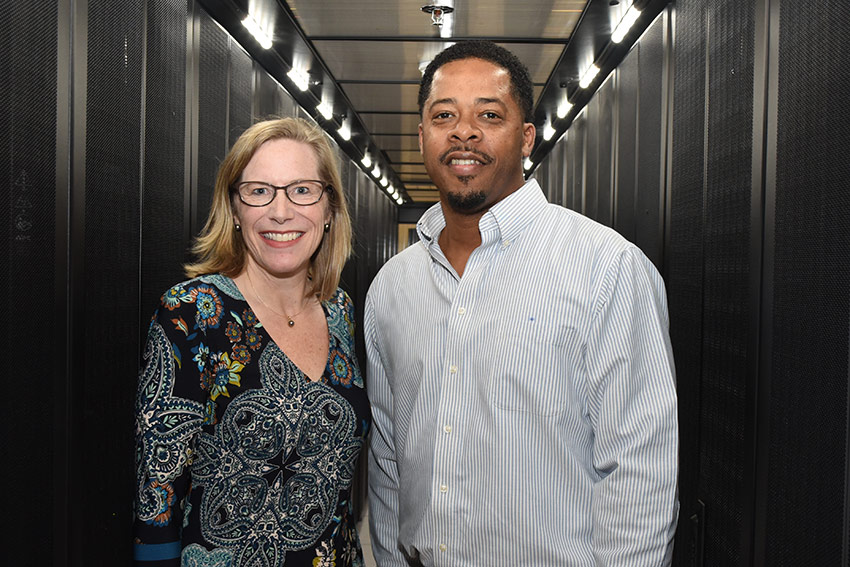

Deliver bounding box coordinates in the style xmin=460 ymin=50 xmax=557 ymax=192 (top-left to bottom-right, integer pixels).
xmin=251 ymin=186 xmax=269 ymax=195
xmin=292 ymin=185 xmax=310 ymax=195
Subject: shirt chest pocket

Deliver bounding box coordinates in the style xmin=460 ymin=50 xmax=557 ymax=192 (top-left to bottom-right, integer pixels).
xmin=489 ymin=323 xmax=584 ymax=416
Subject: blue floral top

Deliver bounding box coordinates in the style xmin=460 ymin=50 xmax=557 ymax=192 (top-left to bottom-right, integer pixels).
xmin=134 ymin=274 xmax=370 ymax=567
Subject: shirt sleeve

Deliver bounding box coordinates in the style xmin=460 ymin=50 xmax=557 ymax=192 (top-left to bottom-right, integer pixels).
xmin=584 ymin=246 xmax=679 ymax=566
xmin=133 ymin=299 xmax=205 ymax=565
xmin=365 ymin=291 xmax=409 ymax=566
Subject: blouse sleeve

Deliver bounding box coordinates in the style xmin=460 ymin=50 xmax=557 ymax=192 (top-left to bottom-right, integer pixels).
xmin=133 ymin=286 xmax=206 ymax=565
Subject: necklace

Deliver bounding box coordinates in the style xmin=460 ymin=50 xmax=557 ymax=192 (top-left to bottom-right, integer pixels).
xmin=245 ymin=270 xmax=314 ymax=328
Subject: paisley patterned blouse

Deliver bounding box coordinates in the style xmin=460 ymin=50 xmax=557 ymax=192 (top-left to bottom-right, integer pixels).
xmin=133 ymin=274 xmax=370 ymax=566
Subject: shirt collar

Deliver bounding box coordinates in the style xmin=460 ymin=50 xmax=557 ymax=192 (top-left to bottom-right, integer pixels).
xmin=487 ymin=178 xmax=548 ymax=246
xmin=416 ymin=178 xmax=548 ymax=253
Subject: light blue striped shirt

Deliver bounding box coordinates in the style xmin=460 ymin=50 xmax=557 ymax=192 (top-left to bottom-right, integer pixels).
xmin=365 ymin=179 xmax=678 ymax=567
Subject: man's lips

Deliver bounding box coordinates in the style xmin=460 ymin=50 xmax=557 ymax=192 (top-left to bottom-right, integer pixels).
xmin=439 ymin=147 xmax=493 ymax=166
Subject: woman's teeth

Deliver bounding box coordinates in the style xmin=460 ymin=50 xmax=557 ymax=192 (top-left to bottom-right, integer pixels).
xmin=262 ymin=232 xmax=302 ymax=242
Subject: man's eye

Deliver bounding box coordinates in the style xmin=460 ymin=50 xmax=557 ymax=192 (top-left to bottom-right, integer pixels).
xmin=434 ymin=111 xmax=453 ymax=119
xmin=482 ymin=112 xmax=500 ymax=119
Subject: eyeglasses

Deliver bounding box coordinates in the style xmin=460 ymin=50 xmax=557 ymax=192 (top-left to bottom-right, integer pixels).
xmin=233 ymin=179 xmax=331 ymax=207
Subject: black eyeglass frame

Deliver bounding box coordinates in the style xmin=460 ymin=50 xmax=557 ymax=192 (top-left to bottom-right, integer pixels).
xmin=232 ymin=179 xmax=333 ymax=207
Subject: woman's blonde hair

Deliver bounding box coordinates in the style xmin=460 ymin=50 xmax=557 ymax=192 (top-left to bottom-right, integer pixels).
xmin=185 ymin=117 xmax=352 ymax=301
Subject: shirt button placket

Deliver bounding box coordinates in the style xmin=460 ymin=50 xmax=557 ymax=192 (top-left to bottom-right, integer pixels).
xmin=436 ymin=286 xmax=474 ymax=565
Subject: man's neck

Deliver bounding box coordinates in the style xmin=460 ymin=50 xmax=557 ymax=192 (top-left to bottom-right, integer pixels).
xmin=438 ymin=206 xmax=485 ymax=278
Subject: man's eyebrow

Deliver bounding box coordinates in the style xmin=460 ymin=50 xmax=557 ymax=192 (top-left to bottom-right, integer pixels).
xmin=475 ymin=97 xmax=505 ymax=106
xmin=428 ymin=97 xmax=507 ymax=110
xmin=427 ymin=97 xmax=456 ymax=111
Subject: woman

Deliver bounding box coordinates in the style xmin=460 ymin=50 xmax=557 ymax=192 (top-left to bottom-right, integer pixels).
xmin=134 ymin=118 xmax=369 ymax=566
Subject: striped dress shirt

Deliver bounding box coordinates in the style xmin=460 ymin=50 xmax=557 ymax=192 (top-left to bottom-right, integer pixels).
xmin=365 ymin=179 xmax=678 ymax=567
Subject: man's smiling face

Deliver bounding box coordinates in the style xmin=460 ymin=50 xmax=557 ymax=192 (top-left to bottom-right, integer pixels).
xmin=418 ymin=57 xmax=535 ymax=215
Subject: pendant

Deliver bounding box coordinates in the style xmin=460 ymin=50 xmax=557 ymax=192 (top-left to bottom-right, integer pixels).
xmin=288 ymin=319 xmax=295 ymax=327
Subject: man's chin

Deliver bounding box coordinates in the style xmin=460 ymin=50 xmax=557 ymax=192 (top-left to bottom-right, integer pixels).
xmin=444 ymin=189 xmax=487 ymax=214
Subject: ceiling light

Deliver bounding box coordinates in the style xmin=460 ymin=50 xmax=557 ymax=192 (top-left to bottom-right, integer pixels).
xmin=556 ymin=98 xmax=573 ymax=119
xmin=543 ymin=122 xmax=556 ymax=141
xmin=523 ymin=157 xmax=533 ymax=170
xmin=361 ymin=153 xmax=372 ymax=168
xmin=371 ymin=164 xmax=381 ymax=178
xmin=242 ymin=14 xmax=273 ymax=49
xmin=338 ymin=119 xmax=351 ymax=141
xmin=287 ymin=68 xmax=310 ymax=92
xmin=612 ymin=4 xmax=642 ymax=44
xmin=579 ymin=64 xmax=600 ymax=89
xmin=380 ymin=176 xmax=389 ymax=187
xmin=395 ymin=196 xmax=404 ymax=205
xmin=316 ymin=100 xmax=334 ymax=120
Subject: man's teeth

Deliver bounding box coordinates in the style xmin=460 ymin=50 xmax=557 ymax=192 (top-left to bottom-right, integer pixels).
xmin=262 ymin=232 xmax=302 ymax=242
xmin=450 ymin=159 xmax=480 ymax=165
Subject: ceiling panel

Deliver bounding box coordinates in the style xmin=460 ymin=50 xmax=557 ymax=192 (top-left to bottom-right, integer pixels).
xmin=372 ymin=135 xmax=421 ymax=151
xmin=395 ymin=164 xmax=428 ymax=174
xmin=341 ymin=83 xmax=420 ymax=113
xmin=385 ymin=149 xmax=428 ymax=163
xmin=316 ymin=40 xmax=567 ymax=85
xmin=360 ymin=114 xmax=422 ymax=135
xmin=288 ymin=0 xmax=443 ymax=36
xmin=458 ymin=0 xmax=585 ymax=38
xmin=289 ymin=0 xmax=586 ymax=39
xmin=319 ymin=40 xmax=564 ymax=86
xmin=314 ymin=40 xmax=435 ymax=82
xmin=406 ymin=190 xmax=441 ymax=200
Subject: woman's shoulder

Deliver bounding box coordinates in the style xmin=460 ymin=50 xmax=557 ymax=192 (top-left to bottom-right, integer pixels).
xmin=154 ymin=274 xmax=246 ymax=331
xmin=325 ymin=287 xmax=356 ymax=334
xmin=326 ymin=287 xmax=355 ymax=314
xmin=159 ymin=274 xmax=243 ymax=307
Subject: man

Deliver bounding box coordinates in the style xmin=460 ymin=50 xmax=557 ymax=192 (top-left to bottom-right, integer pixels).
xmin=365 ymin=40 xmax=678 ymax=566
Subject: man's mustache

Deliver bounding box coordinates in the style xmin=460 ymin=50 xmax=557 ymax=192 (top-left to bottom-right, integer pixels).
xmin=439 ymin=147 xmax=494 ymax=165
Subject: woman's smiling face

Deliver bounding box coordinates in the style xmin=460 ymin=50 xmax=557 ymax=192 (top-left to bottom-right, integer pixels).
xmin=232 ymin=138 xmax=330 ymax=280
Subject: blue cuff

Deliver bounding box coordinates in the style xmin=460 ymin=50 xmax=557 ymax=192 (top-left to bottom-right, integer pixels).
xmin=134 ymin=541 xmax=181 ymax=561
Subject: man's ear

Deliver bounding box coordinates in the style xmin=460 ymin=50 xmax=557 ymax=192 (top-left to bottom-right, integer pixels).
xmin=521 ymin=122 xmax=536 ymax=157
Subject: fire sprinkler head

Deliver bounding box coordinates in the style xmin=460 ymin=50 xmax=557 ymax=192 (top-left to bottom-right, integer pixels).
xmin=421 ymin=5 xmax=454 ymax=27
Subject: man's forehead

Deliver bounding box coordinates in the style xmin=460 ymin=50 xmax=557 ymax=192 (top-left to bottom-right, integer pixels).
xmin=433 ymin=57 xmax=510 ymax=81
xmin=428 ymin=60 xmax=511 ymax=100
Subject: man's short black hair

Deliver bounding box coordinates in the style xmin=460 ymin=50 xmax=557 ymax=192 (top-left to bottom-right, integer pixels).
xmin=418 ymin=40 xmax=534 ymax=123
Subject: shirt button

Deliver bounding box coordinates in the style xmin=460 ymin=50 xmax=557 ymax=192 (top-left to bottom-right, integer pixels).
xmin=449 ymin=365 xmax=457 ymax=374
xmin=440 ymin=484 xmax=448 ymax=493
xmin=443 ymin=424 xmax=452 ymax=434
xmin=457 ymin=306 xmax=466 ymax=315
xmin=439 ymin=543 xmax=447 ymax=552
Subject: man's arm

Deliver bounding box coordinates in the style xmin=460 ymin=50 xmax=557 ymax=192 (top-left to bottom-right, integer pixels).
xmin=365 ymin=292 xmax=408 ymax=566
xmin=585 ymin=246 xmax=679 ymax=566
